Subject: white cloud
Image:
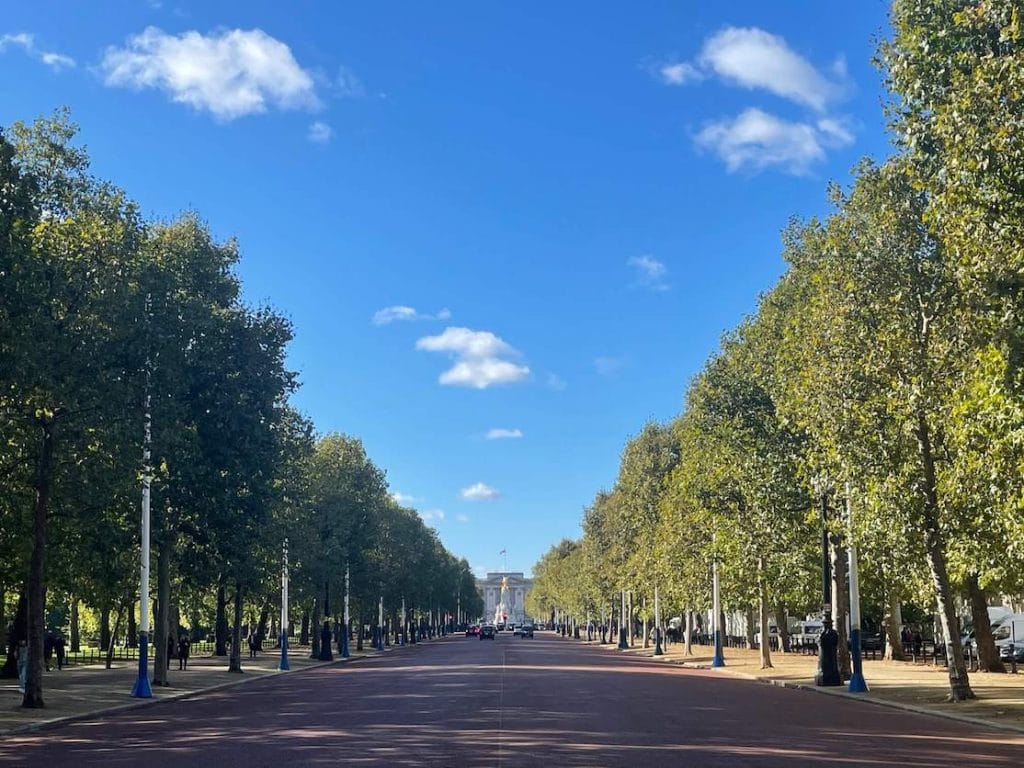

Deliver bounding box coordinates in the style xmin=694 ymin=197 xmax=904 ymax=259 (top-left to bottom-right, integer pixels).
xmin=372 ymin=305 xmax=451 ymax=325
xmin=699 ymin=27 xmax=838 ymax=111
xmin=419 ymin=509 xmax=445 ymax=522
xmin=308 ymin=120 xmax=333 ymax=143
xmin=336 ymin=65 xmax=364 ymax=97
xmin=101 ymin=26 xmax=318 ymax=120
xmin=390 ymin=491 xmax=417 ymax=505
xmin=456 ymin=514 xmax=470 ymax=524
xmin=1 ymin=32 xmax=75 ymax=71
xmin=460 ymin=482 xmax=500 ymax=501
xmin=659 ymin=62 xmax=701 ymax=85
xmin=628 ymin=255 xmax=669 ymax=290
xmin=486 ymin=428 xmax=523 ymax=440
xmin=594 ymin=356 xmax=626 ymax=376
xmin=417 ymin=327 xmax=529 ymax=389
xmin=695 ymin=108 xmax=852 ymax=175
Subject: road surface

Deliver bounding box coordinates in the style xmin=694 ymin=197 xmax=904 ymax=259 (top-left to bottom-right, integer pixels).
xmin=2 ymin=631 xmax=1022 ymax=766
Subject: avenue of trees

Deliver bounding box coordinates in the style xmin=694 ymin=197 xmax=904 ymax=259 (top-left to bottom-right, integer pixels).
xmin=528 ymin=0 xmax=1024 ymax=702
xmin=0 ymin=110 xmax=482 ymax=708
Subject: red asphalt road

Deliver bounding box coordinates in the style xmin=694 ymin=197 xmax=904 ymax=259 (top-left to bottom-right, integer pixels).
xmin=2 ymin=632 xmax=1022 ymax=767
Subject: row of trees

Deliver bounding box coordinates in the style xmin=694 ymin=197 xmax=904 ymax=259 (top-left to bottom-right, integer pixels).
xmin=528 ymin=0 xmax=1024 ymax=702
xmin=0 ymin=110 xmax=481 ymax=708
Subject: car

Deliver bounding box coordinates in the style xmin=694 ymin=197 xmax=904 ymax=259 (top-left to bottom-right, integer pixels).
xmin=519 ymin=624 xmax=534 ymax=638
xmin=466 ymin=624 xmax=480 ymax=637
xmin=998 ymin=642 xmax=1024 ymax=664
xmin=479 ymin=625 xmax=496 ymax=640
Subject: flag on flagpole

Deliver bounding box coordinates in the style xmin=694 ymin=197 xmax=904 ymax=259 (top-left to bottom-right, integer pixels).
xmin=499 ymin=549 xmax=506 ymax=555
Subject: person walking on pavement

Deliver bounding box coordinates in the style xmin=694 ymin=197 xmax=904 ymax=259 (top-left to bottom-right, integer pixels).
xmin=177 ymin=633 xmax=191 ymax=670
xmin=15 ymin=639 xmax=28 ymax=694
xmin=55 ymin=633 xmax=66 ymax=670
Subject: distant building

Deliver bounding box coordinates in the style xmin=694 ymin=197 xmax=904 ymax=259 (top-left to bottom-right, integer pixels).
xmin=476 ymin=572 xmax=533 ymax=625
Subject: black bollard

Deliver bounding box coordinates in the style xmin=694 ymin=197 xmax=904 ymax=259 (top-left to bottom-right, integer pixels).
xmin=319 ymin=621 xmax=333 ymax=661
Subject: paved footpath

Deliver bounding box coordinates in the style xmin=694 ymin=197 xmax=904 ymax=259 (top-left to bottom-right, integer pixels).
xmin=2 ymin=632 xmax=1023 ymax=766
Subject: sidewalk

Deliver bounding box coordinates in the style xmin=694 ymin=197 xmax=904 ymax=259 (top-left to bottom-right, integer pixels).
xmin=0 ymin=644 xmax=382 ymax=735
xmin=610 ymin=638 xmax=1024 ymax=733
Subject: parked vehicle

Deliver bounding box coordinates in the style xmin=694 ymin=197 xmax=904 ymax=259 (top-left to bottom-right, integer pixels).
xmin=791 ymin=621 xmax=824 ymax=646
xmin=754 ymin=625 xmax=779 ymax=647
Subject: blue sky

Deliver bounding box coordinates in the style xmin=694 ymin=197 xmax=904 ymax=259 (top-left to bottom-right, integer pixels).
xmin=1 ymin=1 xmax=894 ymax=577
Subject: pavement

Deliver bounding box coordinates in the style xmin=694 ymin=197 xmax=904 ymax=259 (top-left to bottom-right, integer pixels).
xmin=0 ymin=642 xmax=375 ymax=735
xmin=617 ymin=636 xmax=1024 ymax=733
xmin=1 ymin=630 xmax=1022 ymax=766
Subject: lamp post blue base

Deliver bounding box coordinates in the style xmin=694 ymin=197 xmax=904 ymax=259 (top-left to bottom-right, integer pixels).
xmin=279 ymin=633 xmax=290 ymax=670
xmin=618 ymin=627 xmax=628 ymax=650
xmin=711 ymin=629 xmax=726 ymax=667
xmin=848 ymin=629 xmax=869 ymax=692
xmin=341 ymin=628 xmax=349 ymax=658
xmin=653 ymin=628 xmax=664 ymax=657
xmin=131 ymin=633 xmax=153 ymax=698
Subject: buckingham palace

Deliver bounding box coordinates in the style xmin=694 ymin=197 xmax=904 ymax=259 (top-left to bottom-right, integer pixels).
xmin=476 ymin=571 xmax=533 ymax=625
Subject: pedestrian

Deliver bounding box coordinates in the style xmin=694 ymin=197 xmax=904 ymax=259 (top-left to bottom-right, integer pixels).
xmin=901 ymin=625 xmax=912 ymax=655
xmin=55 ymin=633 xmax=66 ymax=671
xmin=16 ymin=639 xmax=28 ymax=694
xmin=912 ymin=627 xmax=923 ymax=657
xmin=43 ymin=632 xmax=54 ymax=672
xmin=177 ymin=633 xmax=191 ymax=670
xmin=167 ymin=635 xmax=176 ymax=669
xmin=248 ymin=632 xmax=258 ymax=658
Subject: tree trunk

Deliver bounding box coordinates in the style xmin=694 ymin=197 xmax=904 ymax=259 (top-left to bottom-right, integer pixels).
xmin=299 ymin=611 xmax=309 ymax=645
xmin=356 ymin=610 xmax=364 ymax=651
xmin=966 ymin=572 xmax=1004 ymax=673
xmin=68 ymin=597 xmax=79 ymax=654
xmin=883 ymin=592 xmax=905 ymax=661
xmin=684 ymin=610 xmax=693 ymax=656
xmin=758 ymin=559 xmax=773 ymax=669
xmin=153 ymin=539 xmax=170 ymax=686
xmin=775 ymin=602 xmax=791 ymax=653
xmin=24 ymin=416 xmax=56 ymax=709
xmin=126 ymin=602 xmax=136 ymax=648
xmin=2 ymin=591 xmax=27 ymax=678
xmin=642 ymin=597 xmax=649 ymax=649
xmin=917 ymin=416 xmax=974 ymax=700
xmin=99 ymin=607 xmax=111 ymax=652
xmin=831 ymin=533 xmax=851 ymax=680
xmin=215 ymin=580 xmax=228 ymax=656
xmin=744 ymin=606 xmax=755 ymax=648
xmin=228 ymin=581 xmax=243 ymax=673
xmin=105 ymin=604 xmax=126 ymax=669
xmin=310 ymin=598 xmax=320 ymax=659
xmin=257 ymin=604 xmax=270 ymax=645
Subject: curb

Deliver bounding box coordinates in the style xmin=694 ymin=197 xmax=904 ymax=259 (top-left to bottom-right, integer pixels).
xmin=1 ymin=651 xmax=378 ymax=738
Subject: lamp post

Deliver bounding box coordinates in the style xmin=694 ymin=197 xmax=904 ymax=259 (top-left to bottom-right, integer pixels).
xmin=341 ymin=564 xmax=350 ymax=658
xmin=130 ymin=373 xmax=153 ymax=699
xmin=846 ymin=484 xmax=868 ymax=693
xmin=654 ymin=583 xmax=664 ymax=657
xmin=815 ymin=478 xmax=841 ymax=686
xmin=377 ymin=595 xmax=384 ymax=650
xmin=711 ymin=556 xmax=725 ymax=667
xmin=279 ymin=539 xmax=290 ymax=670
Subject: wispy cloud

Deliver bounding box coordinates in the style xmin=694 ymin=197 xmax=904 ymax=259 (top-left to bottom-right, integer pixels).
xmin=0 ymin=32 xmax=75 ymax=71
xmin=419 ymin=509 xmax=445 ymax=524
xmin=695 ymin=108 xmax=853 ymax=175
xmin=486 ymin=428 xmax=523 ymax=440
xmin=417 ymin=327 xmax=529 ymax=389
xmin=372 ymin=305 xmax=451 ymax=326
xmin=594 ymin=356 xmax=626 ymax=376
xmin=456 ymin=514 xmax=470 ymax=524
xmin=546 ymin=373 xmax=567 ymax=392
xmin=628 ymin=256 xmax=669 ymax=290
xmin=101 ymin=27 xmax=318 ymax=120
xmin=308 ymin=121 xmax=333 ymax=143
xmin=336 ymin=64 xmax=364 ymax=97
xmin=659 ymin=62 xmax=701 ymax=85
xmin=460 ymin=482 xmax=500 ymax=501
